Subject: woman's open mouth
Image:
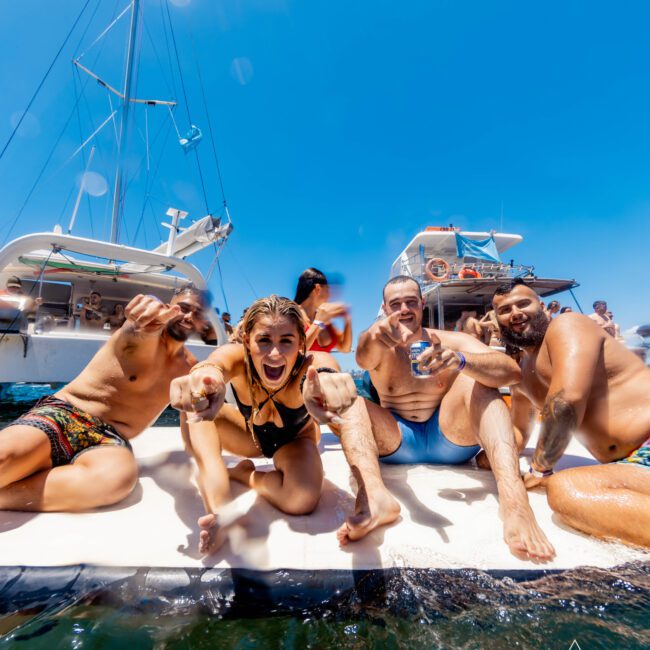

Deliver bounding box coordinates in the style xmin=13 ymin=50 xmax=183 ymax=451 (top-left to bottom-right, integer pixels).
xmin=263 ymin=364 xmax=285 ymax=382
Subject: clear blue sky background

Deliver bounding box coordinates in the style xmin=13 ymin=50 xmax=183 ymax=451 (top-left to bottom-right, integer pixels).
xmin=1 ymin=0 xmax=649 ymax=369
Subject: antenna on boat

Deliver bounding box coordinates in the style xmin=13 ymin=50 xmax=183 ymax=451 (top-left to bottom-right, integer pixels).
xmin=163 ymin=207 xmax=189 ymax=256
xmin=110 ymin=0 xmax=141 ymax=244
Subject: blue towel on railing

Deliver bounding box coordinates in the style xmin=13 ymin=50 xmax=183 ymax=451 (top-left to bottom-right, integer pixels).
xmin=455 ymin=233 xmax=501 ymax=263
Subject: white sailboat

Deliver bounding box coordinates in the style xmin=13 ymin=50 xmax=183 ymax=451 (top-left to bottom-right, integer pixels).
xmin=0 ymin=0 xmax=232 ymax=386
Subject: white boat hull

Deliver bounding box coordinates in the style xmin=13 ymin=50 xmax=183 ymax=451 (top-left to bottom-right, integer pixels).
xmin=0 ymin=331 xmax=215 ymax=384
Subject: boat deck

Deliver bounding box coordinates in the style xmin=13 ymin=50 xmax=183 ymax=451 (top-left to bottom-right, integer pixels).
xmin=0 ymin=427 xmax=647 ymax=573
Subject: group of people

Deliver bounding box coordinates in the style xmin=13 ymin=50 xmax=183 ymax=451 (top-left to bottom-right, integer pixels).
xmin=0 ymin=271 xmax=648 ymax=560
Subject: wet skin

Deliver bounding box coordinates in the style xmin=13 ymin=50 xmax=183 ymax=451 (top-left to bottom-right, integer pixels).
xmin=493 ymin=284 xmax=650 ymax=548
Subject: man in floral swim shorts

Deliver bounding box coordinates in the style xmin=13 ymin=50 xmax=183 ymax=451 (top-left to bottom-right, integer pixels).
xmin=0 ymin=288 xmax=208 ymax=512
xmin=493 ymin=280 xmax=650 ymax=549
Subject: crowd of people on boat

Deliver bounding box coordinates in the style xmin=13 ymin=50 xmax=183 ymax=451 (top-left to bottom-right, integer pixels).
xmin=0 ymin=270 xmax=648 ymax=561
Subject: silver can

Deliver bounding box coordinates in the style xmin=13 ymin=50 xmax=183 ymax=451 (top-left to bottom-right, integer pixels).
xmin=410 ymin=340 xmax=432 ymax=377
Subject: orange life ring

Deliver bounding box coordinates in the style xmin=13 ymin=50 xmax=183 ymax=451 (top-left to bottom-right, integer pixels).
xmin=425 ymin=258 xmax=450 ymax=282
xmin=458 ymin=267 xmax=482 ymax=279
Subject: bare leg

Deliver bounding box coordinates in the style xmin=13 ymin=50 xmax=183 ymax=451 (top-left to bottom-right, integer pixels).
xmin=181 ymin=405 xmax=259 ymax=554
xmin=440 ymin=375 xmax=555 ymax=560
xmin=230 ymin=437 xmax=323 ymax=516
xmin=547 ymin=464 xmax=650 ymax=548
xmin=0 ymin=425 xmax=54 ymax=488
xmin=0 ymin=446 xmax=137 ymax=511
xmin=330 ymin=398 xmax=401 ymax=544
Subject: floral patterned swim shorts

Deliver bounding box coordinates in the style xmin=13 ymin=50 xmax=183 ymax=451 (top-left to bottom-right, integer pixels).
xmin=6 ymin=395 xmax=132 ymax=467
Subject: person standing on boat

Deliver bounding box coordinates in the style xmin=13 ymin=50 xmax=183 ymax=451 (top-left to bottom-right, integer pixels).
xmin=169 ymin=295 xmax=357 ymax=555
xmin=454 ymin=310 xmax=484 ymax=341
xmin=588 ymin=300 xmax=616 ymax=337
xmin=492 ymin=279 xmax=650 ymax=549
xmin=0 ymin=287 xmax=208 ymax=512
xmin=294 ymin=268 xmax=353 ymax=352
xmin=331 ymin=275 xmax=555 ymax=560
xmin=80 ymin=291 xmax=107 ymax=330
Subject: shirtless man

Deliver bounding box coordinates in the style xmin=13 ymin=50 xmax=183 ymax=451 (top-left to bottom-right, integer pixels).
xmin=454 ymin=310 xmax=483 ymax=341
xmin=0 ymin=288 xmax=206 ymax=512
xmin=492 ymin=280 xmax=650 ymax=548
xmin=588 ymin=300 xmax=616 ymax=337
xmin=333 ymin=275 xmax=555 ymax=559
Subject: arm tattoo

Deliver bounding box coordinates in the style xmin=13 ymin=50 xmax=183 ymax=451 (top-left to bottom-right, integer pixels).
xmin=534 ymin=390 xmax=577 ymax=469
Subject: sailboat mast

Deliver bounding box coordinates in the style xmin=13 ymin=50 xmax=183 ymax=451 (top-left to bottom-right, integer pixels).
xmin=109 ymin=0 xmax=140 ymax=244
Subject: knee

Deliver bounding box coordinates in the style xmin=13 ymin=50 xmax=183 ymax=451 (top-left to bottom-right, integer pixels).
xmin=79 ymin=464 xmax=138 ymax=509
xmin=546 ymin=472 xmax=574 ymax=516
xmin=0 ymin=445 xmax=17 ymax=487
xmin=282 ymin=486 xmax=321 ymax=516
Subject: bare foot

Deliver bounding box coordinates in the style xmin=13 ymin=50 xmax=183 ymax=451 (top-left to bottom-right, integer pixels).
xmin=336 ymin=484 xmax=401 ymax=545
xmin=228 ymin=459 xmax=255 ymax=486
xmin=475 ymin=450 xmax=491 ymax=470
xmin=198 ymin=513 xmax=227 ymax=555
xmin=503 ymin=508 xmax=555 ymax=561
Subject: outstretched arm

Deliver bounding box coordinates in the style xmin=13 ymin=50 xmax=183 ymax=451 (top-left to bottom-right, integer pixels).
xmin=418 ymin=330 xmax=521 ymax=387
xmin=113 ymin=294 xmax=181 ymax=361
xmin=356 ymin=312 xmax=416 ymax=370
xmin=528 ymin=315 xmax=603 ymax=479
xmin=170 ymin=344 xmax=244 ymax=421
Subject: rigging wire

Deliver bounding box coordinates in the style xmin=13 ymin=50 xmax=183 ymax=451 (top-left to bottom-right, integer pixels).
xmin=188 ymin=30 xmax=229 ymax=212
xmin=0 ymin=0 xmax=93 ymax=164
xmin=164 ymin=0 xmax=210 ymax=215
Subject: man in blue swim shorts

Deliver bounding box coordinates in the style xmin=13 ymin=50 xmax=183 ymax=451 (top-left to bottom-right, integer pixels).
xmin=494 ymin=280 xmax=650 ymax=549
xmin=331 ymin=275 xmax=555 ymax=561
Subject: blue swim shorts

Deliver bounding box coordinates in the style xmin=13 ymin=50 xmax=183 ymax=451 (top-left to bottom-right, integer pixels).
xmin=380 ymin=409 xmax=481 ymax=465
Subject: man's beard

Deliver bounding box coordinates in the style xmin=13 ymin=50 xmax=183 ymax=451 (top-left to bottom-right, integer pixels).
xmin=166 ymin=321 xmax=190 ymax=342
xmin=499 ymin=310 xmax=549 ymax=348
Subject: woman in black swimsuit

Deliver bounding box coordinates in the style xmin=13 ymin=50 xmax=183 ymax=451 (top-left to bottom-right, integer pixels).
xmin=177 ymin=295 xmax=353 ymax=555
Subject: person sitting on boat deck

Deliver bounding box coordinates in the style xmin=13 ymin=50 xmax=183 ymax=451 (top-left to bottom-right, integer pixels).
xmin=588 ymin=300 xmax=616 ymax=337
xmin=492 ymin=279 xmax=650 ymax=549
xmin=0 ymin=276 xmax=43 ymax=331
xmin=294 ymin=268 xmax=352 ymax=352
xmin=106 ymin=303 xmax=127 ymax=331
xmin=329 ymin=275 xmax=555 ymax=560
xmin=80 ymin=291 xmax=107 ymax=330
xmin=0 ymin=287 xmax=208 ymax=512
xmin=170 ymin=294 xmax=357 ymax=555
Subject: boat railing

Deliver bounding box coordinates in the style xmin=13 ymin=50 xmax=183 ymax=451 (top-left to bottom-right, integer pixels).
xmin=392 ymin=254 xmax=535 ymax=286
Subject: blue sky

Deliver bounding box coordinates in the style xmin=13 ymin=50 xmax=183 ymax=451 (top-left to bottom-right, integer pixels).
xmin=1 ymin=0 xmax=649 ymax=368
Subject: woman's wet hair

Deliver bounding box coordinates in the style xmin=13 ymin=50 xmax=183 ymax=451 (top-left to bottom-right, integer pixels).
xmin=241 ymin=295 xmax=307 ymax=433
xmin=294 ymin=268 xmax=327 ymax=305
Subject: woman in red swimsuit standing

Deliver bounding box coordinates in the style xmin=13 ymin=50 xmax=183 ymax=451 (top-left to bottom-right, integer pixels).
xmin=294 ymin=268 xmax=353 ymax=353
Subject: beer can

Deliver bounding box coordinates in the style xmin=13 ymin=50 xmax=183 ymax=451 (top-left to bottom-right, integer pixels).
xmin=410 ymin=340 xmax=432 ymax=377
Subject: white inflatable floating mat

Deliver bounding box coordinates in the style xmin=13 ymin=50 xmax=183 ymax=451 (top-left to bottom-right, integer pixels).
xmin=0 ymin=426 xmax=648 ymax=611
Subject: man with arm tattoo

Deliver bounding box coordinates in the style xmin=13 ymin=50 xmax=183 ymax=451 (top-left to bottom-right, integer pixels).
xmin=493 ymin=280 xmax=650 ymax=549
xmin=333 ymin=275 xmax=555 ymax=561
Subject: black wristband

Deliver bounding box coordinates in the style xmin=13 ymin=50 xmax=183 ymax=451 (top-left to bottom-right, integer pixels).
xmin=300 ymin=367 xmax=337 ymax=391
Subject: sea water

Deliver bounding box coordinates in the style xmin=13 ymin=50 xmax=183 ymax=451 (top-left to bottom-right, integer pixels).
xmin=1 ymin=385 xmax=649 ymax=648
xmin=1 ymin=565 xmax=648 ymax=648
